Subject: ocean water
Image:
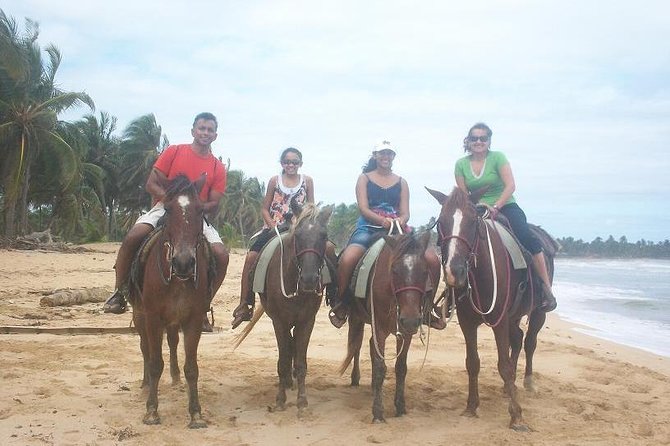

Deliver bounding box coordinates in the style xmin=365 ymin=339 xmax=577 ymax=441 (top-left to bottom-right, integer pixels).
xmin=553 ymin=258 xmax=670 ymax=357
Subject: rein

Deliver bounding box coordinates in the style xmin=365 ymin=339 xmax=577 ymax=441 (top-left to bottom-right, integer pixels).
xmin=157 ymin=233 xmax=204 ymax=287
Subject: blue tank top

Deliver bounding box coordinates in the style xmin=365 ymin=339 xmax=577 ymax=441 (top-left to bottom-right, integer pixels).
xmin=366 ymin=175 xmax=402 ymax=210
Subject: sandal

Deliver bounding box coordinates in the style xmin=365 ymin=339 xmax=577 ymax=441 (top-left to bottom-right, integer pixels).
xmin=103 ymin=290 xmax=127 ymax=314
xmin=231 ymin=304 xmax=253 ymax=329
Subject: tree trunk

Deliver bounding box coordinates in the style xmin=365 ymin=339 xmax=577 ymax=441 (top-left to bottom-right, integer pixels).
xmin=18 ymin=162 xmax=31 ymax=235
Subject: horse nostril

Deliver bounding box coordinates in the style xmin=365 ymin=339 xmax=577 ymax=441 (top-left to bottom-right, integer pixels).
xmin=399 ymin=316 xmax=421 ymax=334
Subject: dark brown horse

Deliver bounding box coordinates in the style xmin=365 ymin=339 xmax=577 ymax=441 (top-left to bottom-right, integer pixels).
xmin=129 ymin=174 xmax=214 ymax=428
xmin=237 ymin=202 xmax=333 ymax=411
xmin=427 ymin=186 xmax=557 ymax=430
xmin=338 ymin=231 xmax=436 ymax=423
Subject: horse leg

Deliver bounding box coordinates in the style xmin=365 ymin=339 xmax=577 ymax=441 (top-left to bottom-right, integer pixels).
xmin=182 ymin=316 xmax=206 ymax=429
xmin=394 ymin=334 xmax=412 ymax=417
xmin=459 ymin=318 xmax=480 ymax=417
xmin=349 ymin=314 xmax=365 ymax=387
xmin=370 ymin=332 xmax=388 ymax=423
xmin=492 ymin=323 xmax=527 ymax=431
xmin=293 ymin=316 xmax=317 ymax=410
xmin=143 ymin=315 xmax=164 ymax=425
xmin=167 ymin=325 xmax=181 ymax=385
xmin=509 ymin=321 xmax=524 ymax=383
xmin=523 ymin=310 xmax=546 ymax=392
xmin=134 ymin=312 xmax=150 ymax=389
xmin=272 ymin=320 xmax=292 ymax=411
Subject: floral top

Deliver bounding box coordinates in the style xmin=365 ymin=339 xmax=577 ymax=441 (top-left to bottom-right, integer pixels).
xmin=265 ymin=174 xmax=307 ymax=228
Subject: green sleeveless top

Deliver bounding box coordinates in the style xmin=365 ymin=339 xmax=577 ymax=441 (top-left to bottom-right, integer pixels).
xmin=454 ymin=150 xmax=516 ymax=206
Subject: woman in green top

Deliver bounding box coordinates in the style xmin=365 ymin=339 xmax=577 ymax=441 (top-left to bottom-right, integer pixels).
xmin=454 ymin=122 xmax=556 ymax=311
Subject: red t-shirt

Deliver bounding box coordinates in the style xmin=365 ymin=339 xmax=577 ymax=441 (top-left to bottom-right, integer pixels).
xmin=153 ymin=144 xmax=227 ymax=202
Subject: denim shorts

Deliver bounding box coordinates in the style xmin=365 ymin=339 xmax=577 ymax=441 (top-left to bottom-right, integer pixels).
xmin=135 ymin=202 xmax=223 ymax=245
xmin=347 ymin=224 xmax=384 ymax=249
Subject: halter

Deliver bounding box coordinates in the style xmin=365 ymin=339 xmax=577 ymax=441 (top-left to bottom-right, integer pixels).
xmin=275 ymin=225 xmax=326 ymax=298
xmin=157 ymin=234 xmax=204 ymax=287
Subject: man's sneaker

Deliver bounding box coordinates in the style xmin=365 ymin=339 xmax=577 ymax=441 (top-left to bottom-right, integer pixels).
xmin=103 ymin=290 xmax=127 ymax=314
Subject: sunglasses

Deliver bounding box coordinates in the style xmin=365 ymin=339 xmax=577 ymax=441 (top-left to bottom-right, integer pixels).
xmin=282 ymin=159 xmax=301 ymax=166
xmin=467 ymin=135 xmax=490 ymax=143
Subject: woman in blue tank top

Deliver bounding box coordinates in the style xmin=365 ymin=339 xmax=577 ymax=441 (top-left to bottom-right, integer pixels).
xmin=328 ymin=140 xmax=443 ymax=329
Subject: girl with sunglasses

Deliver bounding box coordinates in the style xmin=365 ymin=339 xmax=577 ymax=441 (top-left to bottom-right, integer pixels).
xmin=232 ymin=147 xmax=314 ymax=328
xmin=455 ymin=122 xmax=557 ymax=311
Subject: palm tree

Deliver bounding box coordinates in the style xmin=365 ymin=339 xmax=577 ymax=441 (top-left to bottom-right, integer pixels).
xmin=116 ymin=113 xmax=168 ymax=231
xmin=217 ymin=168 xmax=264 ymax=241
xmin=0 ymin=10 xmax=94 ymax=237
xmin=75 ymin=111 xmax=121 ymax=239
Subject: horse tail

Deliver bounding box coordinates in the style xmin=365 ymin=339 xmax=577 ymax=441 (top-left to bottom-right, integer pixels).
xmin=336 ymin=343 xmax=356 ymax=376
xmin=231 ymin=304 xmax=265 ymax=351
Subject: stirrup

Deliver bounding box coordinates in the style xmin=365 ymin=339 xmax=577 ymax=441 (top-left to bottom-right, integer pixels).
xmin=231 ymin=304 xmax=253 ymax=329
xmin=328 ymin=303 xmax=347 ymax=329
xmin=103 ymin=290 xmax=127 ymax=314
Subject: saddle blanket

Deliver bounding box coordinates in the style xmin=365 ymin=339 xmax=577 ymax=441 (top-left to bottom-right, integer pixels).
xmin=252 ymin=232 xmax=331 ymax=294
xmin=484 ymin=219 xmax=527 ymax=270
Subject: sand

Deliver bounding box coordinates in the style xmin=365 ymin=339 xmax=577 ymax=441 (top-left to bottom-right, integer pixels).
xmin=0 ymin=243 xmax=668 ymax=445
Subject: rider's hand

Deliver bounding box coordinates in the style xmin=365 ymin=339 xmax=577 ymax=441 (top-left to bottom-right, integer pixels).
xmin=381 ymin=217 xmax=394 ymax=229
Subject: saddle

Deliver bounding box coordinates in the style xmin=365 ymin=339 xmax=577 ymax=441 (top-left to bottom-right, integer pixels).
xmin=349 ymin=236 xmax=434 ymax=300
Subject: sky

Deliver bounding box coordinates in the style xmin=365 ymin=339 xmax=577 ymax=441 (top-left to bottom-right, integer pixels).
xmin=5 ymin=0 xmax=670 ymax=242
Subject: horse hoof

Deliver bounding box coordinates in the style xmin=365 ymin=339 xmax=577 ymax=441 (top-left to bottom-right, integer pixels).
xmin=523 ymin=377 xmax=536 ymax=393
xmin=143 ymin=412 xmax=161 ymax=425
xmin=461 ymin=409 xmax=478 ymax=418
xmin=372 ymin=417 xmax=386 ymax=424
xmin=511 ymin=423 xmax=530 ymax=432
xmin=297 ymin=398 xmax=308 ymax=410
xmin=189 ymin=417 xmax=207 ymax=429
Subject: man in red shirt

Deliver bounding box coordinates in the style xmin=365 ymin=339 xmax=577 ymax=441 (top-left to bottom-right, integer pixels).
xmin=103 ymin=113 xmax=230 ymax=328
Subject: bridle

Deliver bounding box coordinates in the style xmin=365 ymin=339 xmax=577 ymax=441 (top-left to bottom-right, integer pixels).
xmin=435 ymin=206 xmax=512 ymax=328
xmin=157 ymin=202 xmax=205 ymax=287
xmin=276 ymin=225 xmax=326 ymax=298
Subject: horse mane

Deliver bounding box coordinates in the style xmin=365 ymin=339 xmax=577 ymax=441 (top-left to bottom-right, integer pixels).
xmin=445 ymin=186 xmax=470 ymax=209
xmin=165 ymin=174 xmax=196 ymax=200
xmin=389 ymin=233 xmax=423 ymax=264
xmin=291 ymin=203 xmax=320 ymax=230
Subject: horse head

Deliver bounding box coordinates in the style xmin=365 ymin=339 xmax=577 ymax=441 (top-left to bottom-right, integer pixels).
xmin=289 ymin=200 xmax=332 ymax=294
xmin=426 ymin=186 xmax=485 ymax=288
xmin=382 ymin=231 xmax=431 ymax=335
xmin=162 ymin=174 xmax=205 ymax=281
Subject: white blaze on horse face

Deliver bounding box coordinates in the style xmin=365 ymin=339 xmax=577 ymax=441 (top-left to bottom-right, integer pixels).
xmin=177 ymin=195 xmax=190 ymax=219
xmin=445 ymin=209 xmax=464 ymax=286
xmin=402 ymin=254 xmax=416 ymax=273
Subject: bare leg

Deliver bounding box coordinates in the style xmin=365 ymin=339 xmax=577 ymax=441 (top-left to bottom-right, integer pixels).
xmin=329 ymin=245 xmax=365 ymax=328
xmin=232 ymin=251 xmax=259 ymax=328
xmin=203 ymin=242 xmax=229 ymax=332
xmin=104 ymin=223 xmax=153 ymax=313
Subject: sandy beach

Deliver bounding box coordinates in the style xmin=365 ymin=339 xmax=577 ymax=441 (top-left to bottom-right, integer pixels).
xmin=0 ymin=243 xmax=668 ymax=445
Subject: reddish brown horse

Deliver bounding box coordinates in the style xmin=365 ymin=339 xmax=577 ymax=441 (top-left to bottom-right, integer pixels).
xmin=258 ymin=202 xmax=333 ymax=411
xmin=427 ymin=186 xmax=557 ymax=430
xmin=338 ymin=231 xmax=436 ymax=423
xmin=129 ymin=174 xmax=214 ymax=428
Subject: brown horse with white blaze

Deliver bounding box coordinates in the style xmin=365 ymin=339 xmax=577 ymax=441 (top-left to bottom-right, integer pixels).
xmin=338 ymin=231 xmax=436 ymax=423
xmin=129 ymin=174 xmax=214 ymax=428
xmin=427 ymin=186 xmax=556 ymax=431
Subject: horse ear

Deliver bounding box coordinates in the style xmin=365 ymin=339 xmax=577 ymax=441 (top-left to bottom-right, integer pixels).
xmin=318 ymin=205 xmax=333 ymax=226
xmin=425 ymin=187 xmax=448 ymax=205
xmin=383 ymin=235 xmax=397 ymax=249
xmin=289 ymin=196 xmax=303 ymax=219
xmin=194 ymin=173 xmax=207 ymax=194
xmin=469 ymin=186 xmax=490 ymax=204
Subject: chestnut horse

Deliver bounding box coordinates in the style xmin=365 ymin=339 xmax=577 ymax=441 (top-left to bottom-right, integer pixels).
xmin=259 ymin=202 xmax=333 ymax=411
xmin=338 ymin=231 xmax=436 ymax=423
xmin=427 ymin=186 xmax=557 ymax=430
xmin=129 ymin=174 xmax=214 ymax=428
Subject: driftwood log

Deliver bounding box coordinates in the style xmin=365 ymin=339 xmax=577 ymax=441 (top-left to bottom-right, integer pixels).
xmin=39 ymin=287 xmax=111 ymax=307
